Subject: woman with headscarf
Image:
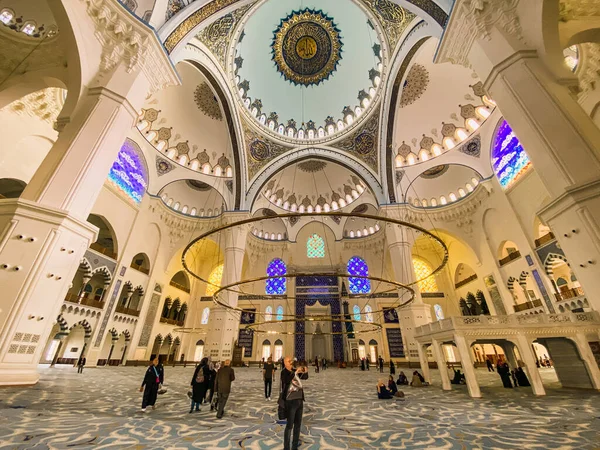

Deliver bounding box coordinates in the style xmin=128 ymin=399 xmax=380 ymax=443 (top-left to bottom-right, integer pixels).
xmin=139 ymin=356 xmax=160 ymax=413
xmin=189 ymin=357 xmax=210 ymax=413
xmin=205 ymin=357 xmax=217 ymax=409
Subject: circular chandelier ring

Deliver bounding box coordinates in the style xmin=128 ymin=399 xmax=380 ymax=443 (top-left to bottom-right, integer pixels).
xmin=182 ymin=212 xmax=449 ymax=292
xmin=242 ymin=315 xmax=383 ymax=336
xmin=211 ymin=272 xmax=415 ymax=319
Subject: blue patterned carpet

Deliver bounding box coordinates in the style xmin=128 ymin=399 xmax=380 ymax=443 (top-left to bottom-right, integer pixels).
xmin=0 ymin=365 xmax=599 ymax=449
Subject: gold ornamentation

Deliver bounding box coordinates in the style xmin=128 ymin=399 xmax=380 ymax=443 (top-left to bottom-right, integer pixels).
xmin=332 ymin=106 xmax=380 ymax=172
xmin=361 ymin=0 xmax=415 ymax=49
xmin=194 ymin=82 xmax=223 ymax=121
xmin=399 ymin=63 xmax=429 ymax=107
xmin=271 ymin=9 xmax=343 ymax=87
xmin=242 ymin=119 xmax=292 ymax=179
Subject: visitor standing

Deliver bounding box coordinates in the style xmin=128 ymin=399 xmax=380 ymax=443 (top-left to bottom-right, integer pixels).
xmin=390 ymin=360 xmax=395 ymax=376
xmin=378 ymin=356 xmax=384 ymax=373
xmin=280 ymin=356 xmax=309 ymax=450
xmin=314 ymin=356 xmax=319 ymax=373
xmin=263 ymin=356 xmax=276 ymax=400
xmin=366 ymin=358 xmax=370 ymax=371
xmin=189 ymin=357 xmax=210 ymax=413
xmin=77 ymin=355 xmax=86 ymax=374
xmin=215 ymin=359 xmax=235 ymax=419
xmin=360 ymin=358 xmax=365 ymax=371
xmin=497 ymin=362 xmax=513 ymax=388
xmin=139 ymin=356 xmax=160 ymax=412
xmin=486 ymin=359 xmax=494 ymax=372
xmin=206 ymin=357 xmax=217 ymax=408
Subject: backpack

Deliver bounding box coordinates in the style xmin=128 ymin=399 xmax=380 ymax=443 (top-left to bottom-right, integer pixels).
xmin=195 ymin=367 xmax=205 ymax=384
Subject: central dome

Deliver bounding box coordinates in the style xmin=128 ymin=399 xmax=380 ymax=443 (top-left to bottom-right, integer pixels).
xmin=271 ymin=9 xmax=343 ymax=87
xmin=232 ymin=0 xmax=385 ymax=143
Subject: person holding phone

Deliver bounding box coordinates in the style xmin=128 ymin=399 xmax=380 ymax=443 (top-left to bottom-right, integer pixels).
xmin=280 ymin=356 xmax=309 ymax=450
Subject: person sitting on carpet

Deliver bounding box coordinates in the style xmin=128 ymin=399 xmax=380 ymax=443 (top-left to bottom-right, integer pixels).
xmin=388 ymin=375 xmax=398 ymax=395
xmin=397 ymin=371 xmax=408 ymax=385
xmin=377 ymin=380 xmax=393 ymax=399
xmin=410 ymin=371 xmax=425 ymax=387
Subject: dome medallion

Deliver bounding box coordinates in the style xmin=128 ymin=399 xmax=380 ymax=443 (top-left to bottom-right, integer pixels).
xmin=271 ymin=9 xmax=343 ymax=87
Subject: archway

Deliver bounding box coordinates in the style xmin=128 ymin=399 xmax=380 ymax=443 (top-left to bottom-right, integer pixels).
xmin=0 ymin=178 xmax=26 ymax=198
xmin=130 ymin=253 xmax=151 ymax=274
xmin=87 ymin=214 xmax=118 ymax=259
xmin=194 ymin=340 xmax=205 ymax=362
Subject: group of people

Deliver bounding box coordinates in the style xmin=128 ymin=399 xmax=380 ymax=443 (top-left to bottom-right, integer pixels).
xmin=313 ymin=356 xmax=328 ymax=372
xmin=376 ymin=370 xmax=428 ymax=398
xmin=497 ymin=362 xmax=531 ymax=388
xmin=189 ymin=357 xmax=235 ymax=418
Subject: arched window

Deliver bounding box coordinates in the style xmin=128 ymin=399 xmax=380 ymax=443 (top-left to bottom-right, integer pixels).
xmin=347 ymin=256 xmax=371 ymax=294
xmin=353 ymin=304 xmax=361 ymax=321
xmin=412 ymin=258 xmax=439 ymax=293
xmin=276 ymin=305 xmax=284 ymax=321
xmin=364 ymin=305 xmax=373 ymax=323
xmin=266 ymin=258 xmax=287 ymax=295
xmin=492 ymin=120 xmax=531 ymax=189
xmin=108 ymin=140 xmax=148 ymax=204
xmin=205 ymin=264 xmax=224 ymax=296
xmin=201 ymin=307 xmax=210 ymax=324
xmin=307 ymin=233 xmax=325 ymax=258
xmin=434 ymin=304 xmax=444 ymax=321
xmin=265 ymin=305 xmax=273 ymax=321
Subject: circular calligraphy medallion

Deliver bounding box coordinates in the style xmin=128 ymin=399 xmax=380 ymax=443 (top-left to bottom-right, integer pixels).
xmin=355 ymin=132 xmax=375 ymax=155
xmin=250 ymin=140 xmax=271 ymax=161
xmin=272 ymin=9 xmax=343 ymax=87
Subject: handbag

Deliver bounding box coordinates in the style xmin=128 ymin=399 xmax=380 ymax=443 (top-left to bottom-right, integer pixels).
xmin=195 ymin=367 xmax=205 ymax=384
xmin=286 ymin=373 xmax=304 ymax=401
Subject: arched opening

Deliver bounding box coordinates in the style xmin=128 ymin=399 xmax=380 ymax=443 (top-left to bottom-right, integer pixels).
xmin=412 ymin=258 xmax=439 ymax=292
xmin=266 ymin=258 xmax=287 ymax=295
xmin=358 ymin=339 xmax=366 ymax=360
xmin=0 ymin=178 xmax=26 ymax=198
xmin=274 ymin=339 xmax=283 ymax=361
xmin=87 ymin=214 xmax=118 ymax=259
xmin=194 ymin=340 xmax=205 ymax=362
xmin=533 ymin=216 xmax=554 ymax=246
xmin=498 ymin=240 xmax=521 ymax=266
xmin=170 ymin=270 xmax=190 ymax=293
xmin=117 ymin=282 xmax=134 ymax=308
xmin=127 ymin=286 xmax=145 ymax=312
xmin=130 ymin=253 xmax=150 ymax=274
xmin=201 ymin=307 xmax=210 ymax=324
xmin=454 ymin=263 xmax=477 ymax=288
xmin=262 ymin=339 xmax=272 ymax=360
xmin=491 ymin=119 xmax=531 ymax=189
xmin=368 ymin=339 xmax=378 ymax=363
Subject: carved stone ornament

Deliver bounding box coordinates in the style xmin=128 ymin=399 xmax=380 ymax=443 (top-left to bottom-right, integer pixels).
xmin=435 ymin=0 xmax=523 ymax=67
xmin=80 ymin=0 xmax=179 ymax=94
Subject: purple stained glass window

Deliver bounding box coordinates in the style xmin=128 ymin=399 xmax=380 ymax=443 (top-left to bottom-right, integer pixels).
xmin=108 ymin=140 xmax=148 ymax=204
xmin=492 ymin=120 xmax=531 ymax=189
xmin=347 ymin=256 xmax=371 ymax=294
xmin=266 ymin=258 xmax=287 ymax=295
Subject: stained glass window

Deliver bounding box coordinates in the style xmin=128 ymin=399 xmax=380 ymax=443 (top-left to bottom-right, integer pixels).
xmin=265 ymin=305 xmax=273 ymax=321
xmin=276 ymin=305 xmax=284 ymax=321
xmin=307 ymin=233 xmax=325 ymax=258
xmin=108 ymin=140 xmax=148 ymax=204
xmin=434 ymin=304 xmax=444 ymax=321
xmin=353 ymin=304 xmax=361 ymax=321
xmin=347 ymin=256 xmax=371 ymax=294
xmin=492 ymin=120 xmax=531 ymax=189
xmin=266 ymin=258 xmax=287 ymax=295
xmin=364 ymin=305 xmax=373 ymax=323
xmin=201 ymin=307 xmax=210 ymax=324
xmin=412 ymin=258 xmax=438 ymax=293
xmin=205 ymin=264 xmax=224 ymax=297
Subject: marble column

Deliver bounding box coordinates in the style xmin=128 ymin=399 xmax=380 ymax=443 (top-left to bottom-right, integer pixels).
xmin=572 ymin=333 xmax=600 ymax=390
xmin=513 ymin=335 xmax=546 ymax=396
xmin=431 ymin=339 xmax=451 ymax=391
xmin=417 ymin=343 xmax=431 ymax=384
xmin=205 ymin=219 xmax=248 ymax=361
xmin=454 ymin=335 xmax=481 ymax=398
xmin=0 ymin=6 xmax=178 ymax=385
xmin=437 ymin=1 xmax=600 ymax=311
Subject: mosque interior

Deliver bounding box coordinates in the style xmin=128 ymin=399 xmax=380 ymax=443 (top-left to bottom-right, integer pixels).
xmin=0 ymin=0 xmax=600 ymax=448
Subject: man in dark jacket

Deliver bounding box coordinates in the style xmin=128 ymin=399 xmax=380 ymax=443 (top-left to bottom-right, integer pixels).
xmin=215 ymin=359 xmax=235 ymax=419
xmin=281 ymin=356 xmax=309 ymax=450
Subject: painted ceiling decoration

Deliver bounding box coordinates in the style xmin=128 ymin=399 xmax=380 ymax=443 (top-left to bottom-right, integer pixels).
xmin=156 ymin=156 xmax=176 ymax=177
xmin=243 ymin=119 xmax=293 ymax=179
xmin=298 ymin=160 xmax=328 ymax=173
xmin=420 ymin=164 xmax=448 ymax=179
xmin=399 ymin=63 xmax=429 ymax=108
xmin=271 ymin=9 xmax=343 ymax=87
xmin=361 ymin=0 xmax=416 ymax=49
xmin=186 ymin=180 xmax=212 ymax=191
xmin=196 ymin=2 xmax=253 ymax=68
xmin=331 ymin=106 xmax=380 ymax=172
xmin=457 ymin=135 xmax=481 ymax=158
xmin=232 ymin=0 xmax=384 ymax=144
xmin=194 ymin=82 xmax=223 ymax=121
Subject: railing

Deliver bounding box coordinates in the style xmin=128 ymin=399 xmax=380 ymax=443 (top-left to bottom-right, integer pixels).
xmin=169 ymin=280 xmax=190 ymax=293
xmin=89 ymin=243 xmax=117 ymax=260
xmin=554 ymin=287 xmax=585 ymax=302
xmin=160 ymin=317 xmax=185 ymax=326
xmin=115 ymin=305 xmax=140 ymax=317
xmin=498 ymin=250 xmax=521 ymax=267
xmin=534 ymin=232 xmax=555 ymax=248
xmin=415 ymin=311 xmax=600 ymax=336
xmin=455 ymin=274 xmax=478 ymax=289
xmin=64 ymin=293 xmax=104 ymax=309
xmin=513 ymin=299 xmax=543 ymax=312
xmin=130 ymin=262 xmax=150 ymax=275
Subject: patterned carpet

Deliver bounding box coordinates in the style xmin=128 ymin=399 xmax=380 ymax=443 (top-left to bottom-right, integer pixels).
xmin=0 ymin=365 xmax=599 ymax=449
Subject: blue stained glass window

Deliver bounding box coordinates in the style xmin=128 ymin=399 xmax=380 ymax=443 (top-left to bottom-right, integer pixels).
xmin=108 ymin=139 xmax=148 ymax=204
xmin=347 ymin=256 xmax=371 ymax=294
xmin=353 ymin=304 xmax=361 ymax=321
xmin=276 ymin=305 xmax=284 ymax=321
xmin=307 ymin=234 xmax=325 ymax=258
xmin=266 ymin=258 xmax=287 ymax=295
xmin=492 ymin=120 xmax=531 ymax=189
